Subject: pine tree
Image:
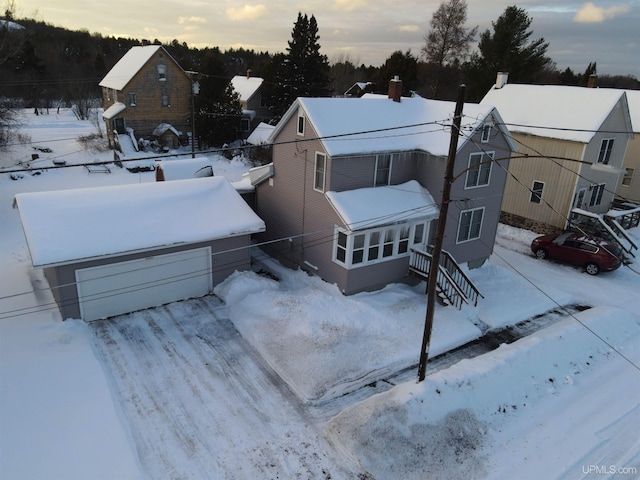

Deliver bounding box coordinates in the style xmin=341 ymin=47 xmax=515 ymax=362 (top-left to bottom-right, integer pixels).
xmin=269 ymin=12 xmax=331 ymax=117
xmin=464 ymin=6 xmax=552 ymax=101
xmin=195 ymin=48 xmax=242 ymax=147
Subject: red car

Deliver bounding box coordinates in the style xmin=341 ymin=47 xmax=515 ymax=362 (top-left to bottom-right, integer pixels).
xmin=530 ymin=231 xmax=622 ymax=275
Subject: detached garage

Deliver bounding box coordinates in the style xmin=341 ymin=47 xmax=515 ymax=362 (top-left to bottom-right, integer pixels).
xmin=13 ymin=177 xmax=265 ymax=321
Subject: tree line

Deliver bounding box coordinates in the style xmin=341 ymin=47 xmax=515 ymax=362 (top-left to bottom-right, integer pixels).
xmin=1 ymin=1 xmax=639 ymax=149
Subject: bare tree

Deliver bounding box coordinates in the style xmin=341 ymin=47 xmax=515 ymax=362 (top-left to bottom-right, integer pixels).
xmin=422 ymin=0 xmax=477 ymax=98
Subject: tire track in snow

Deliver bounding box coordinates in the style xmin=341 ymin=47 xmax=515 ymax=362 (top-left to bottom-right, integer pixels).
xmin=90 ymin=296 xmax=364 ymax=480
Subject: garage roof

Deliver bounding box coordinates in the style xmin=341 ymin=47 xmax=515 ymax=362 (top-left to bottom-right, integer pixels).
xmin=13 ymin=177 xmax=265 ymax=267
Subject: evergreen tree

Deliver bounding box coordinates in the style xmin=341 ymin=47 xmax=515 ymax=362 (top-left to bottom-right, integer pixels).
xmin=464 ymin=6 xmax=552 ymax=100
xmin=269 ymin=12 xmax=331 ymax=117
xmin=195 ymin=48 xmax=242 ymax=147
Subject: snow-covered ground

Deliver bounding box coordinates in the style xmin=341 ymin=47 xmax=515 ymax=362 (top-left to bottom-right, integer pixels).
xmin=1 ymin=109 xmax=639 ymax=479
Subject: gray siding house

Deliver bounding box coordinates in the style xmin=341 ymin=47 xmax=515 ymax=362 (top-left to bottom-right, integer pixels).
xmin=255 ymin=81 xmax=516 ymax=295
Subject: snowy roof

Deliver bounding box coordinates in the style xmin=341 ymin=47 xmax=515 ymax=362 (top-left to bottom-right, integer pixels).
xmin=13 ymin=177 xmax=265 ymax=267
xmin=326 ymin=180 xmax=438 ymax=230
xmin=230 ymin=75 xmax=264 ymax=102
xmin=624 ymin=89 xmax=640 ymax=131
xmin=481 ymin=84 xmax=629 ymax=143
xmin=156 ymin=157 xmax=213 ymax=180
xmin=272 ymin=95 xmax=509 ymax=157
xmin=102 ymin=102 xmax=126 ymax=120
xmin=99 ymin=45 xmax=164 ymax=91
xmin=247 ymin=122 xmax=275 ymax=145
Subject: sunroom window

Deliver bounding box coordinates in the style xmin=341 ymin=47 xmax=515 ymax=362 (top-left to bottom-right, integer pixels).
xmin=334 ymin=221 xmax=429 ymax=268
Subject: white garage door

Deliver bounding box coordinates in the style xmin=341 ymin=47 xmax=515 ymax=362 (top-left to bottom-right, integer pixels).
xmin=76 ymin=247 xmax=212 ymax=321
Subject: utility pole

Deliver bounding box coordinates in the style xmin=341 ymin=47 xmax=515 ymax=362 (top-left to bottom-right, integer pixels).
xmin=417 ymin=84 xmax=466 ymax=383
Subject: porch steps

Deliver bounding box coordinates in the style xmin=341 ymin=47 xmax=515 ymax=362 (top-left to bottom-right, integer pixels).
xmin=409 ymin=247 xmax=484 ymax=310
xmin=570 ymin=208 xmax=637 ymax=259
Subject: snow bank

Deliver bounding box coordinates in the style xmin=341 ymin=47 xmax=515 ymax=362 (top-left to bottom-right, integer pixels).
xmin=325 ymin=306 xmax=640 ymax=479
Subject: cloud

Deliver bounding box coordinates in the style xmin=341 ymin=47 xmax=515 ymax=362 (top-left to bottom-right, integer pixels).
xmin=395 ymin=24 xmax=420 ymax=33
xmin=574 ymin=2 xmax=630 ymax=23
xmin=178 ymin=16 xmax=207 ymax=25
xmin=333 ymin=0 xmax=370 ymax=13
xmin=225 ymin=5 xmax=268 ymax=21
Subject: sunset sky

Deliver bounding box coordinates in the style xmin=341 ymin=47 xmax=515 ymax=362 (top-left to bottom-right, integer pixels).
xmin=12 ymin=0 xmax=640 ymax=76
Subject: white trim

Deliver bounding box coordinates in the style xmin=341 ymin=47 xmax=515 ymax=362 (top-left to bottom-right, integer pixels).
xmin=314 ymin=152 xmax=326 ymax=192
xmin=530 ymin=180 xmax=545 ymax=204
xmin=332 ymin=220 xmax=430 ymax=269
xmin=297 ymin=112 xmax=305 ymax=136
xmin=456 ymin=206 xmax=485 ymax=244
xmin=374 ymin=153 xmax=393 ymax=186
xmin=464 ymin=151 xmax=494 ymax=189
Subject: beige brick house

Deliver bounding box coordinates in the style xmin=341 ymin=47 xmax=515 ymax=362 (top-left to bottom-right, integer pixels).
xmin=99 ymin=43 xmax=192 ymax=149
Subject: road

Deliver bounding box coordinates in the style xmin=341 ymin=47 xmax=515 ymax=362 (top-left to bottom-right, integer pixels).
xmin=90 ymin=296 xmax=368 ymax=480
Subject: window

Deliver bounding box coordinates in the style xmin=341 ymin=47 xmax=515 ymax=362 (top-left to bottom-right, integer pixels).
xmin=352 ymin=234 xmax=365 ymax=264
xmin=382 ymin=228 xmax=395 ymax=257
xmin=128 ymin=93 xmax=137 ymax=106
xmin=333 ymin=221 xmax=428 ymax=268
xmin=530 ymin=181 xmax=544 ymax=204
xmin=398 ymin=225 xmax=410 ymax=254
xmin=457 ymin=207 xmax=484 ymax=243
xmin=336 ymin=231 xmax=347 ymax=263
xmin=589 ymin=183 xmax=605 ymax=206
xmin=375 ymin=154 xmax=392 ymax=186
xmin=597 ymin=138 xmax=614 ymax=164
xmin=481 ymin=124 xmax=491 ymax=143
xmin=314 ymin=152 xmax=326 ymax=192
xmin=297 ymin=114 xmax=305 ymax=135
xmin=241 ymin=118 xmax=250 ymax=132
xmin=573 ymin=188 xmax=586 ymax=209
xmin=161 ymin=93 xmax=170 ymax=107
xmin=157 ymin=64 xmax=167 ymax=81
xmin=622 ymin=168 xmax=634 ymax=187
xmin=368 ymin=231 xmax=380 ymax=261
xmin=465 ymin=152 xmax=493 ymax=188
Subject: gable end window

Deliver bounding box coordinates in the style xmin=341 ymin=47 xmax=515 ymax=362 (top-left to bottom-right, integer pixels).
xmin=161 ymin=93 xmax=170 ymax=107
xmin=297 ymin=114 xmax=305 ymax=136
xmin=481 ymin=124 xmax=491 ymax=143
xmin=314 ymin=152 xmax=326 ymax=192
xmin=128 ymin=93 xmax=137 ymax=106
xmin=597 ymin=138 xmax=614 ymax=164
xmin=465 ymin=152 xmax=493 ymax=188
xmin=457 ymin=207 xmax=484 ymax=243
xmin=157 ymin=64 xmax=167 ymax=81
xmin=530 ymin=180 xmax=544 ymax=204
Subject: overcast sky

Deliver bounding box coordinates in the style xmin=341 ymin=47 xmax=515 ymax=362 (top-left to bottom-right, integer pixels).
xmin=14 ymin=0 xmax=640 ymax=77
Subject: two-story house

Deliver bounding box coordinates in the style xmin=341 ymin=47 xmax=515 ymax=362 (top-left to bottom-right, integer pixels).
xmin=99 ymin=43 xmax=192 ymax=149
xmin=254 ymin=79 xmax=516 ymax=296
xmin=616 ymin=89 xmax=640 ymax=203
xmin=481 ymin=76 xmax=633 ymax=236
xmin=230 ymin=70 xmax=271 ymax=138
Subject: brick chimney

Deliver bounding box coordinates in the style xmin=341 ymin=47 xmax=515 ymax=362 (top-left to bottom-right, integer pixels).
xmin=587 ymin=74 xmax=597 ymax=88
xmin=141 ymin=39 xmax=149 ymax=46
xmin=495 ymin=71 xmax=509 ymax=89
xmin=246 ymin=69 xmax=252 ymax=79
xmin=388 ymin=76 xmax=402 ymax=102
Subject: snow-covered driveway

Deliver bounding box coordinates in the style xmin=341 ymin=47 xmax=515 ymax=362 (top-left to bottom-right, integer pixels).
xmin=89 ymin=296 xmax=364 ymax=480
